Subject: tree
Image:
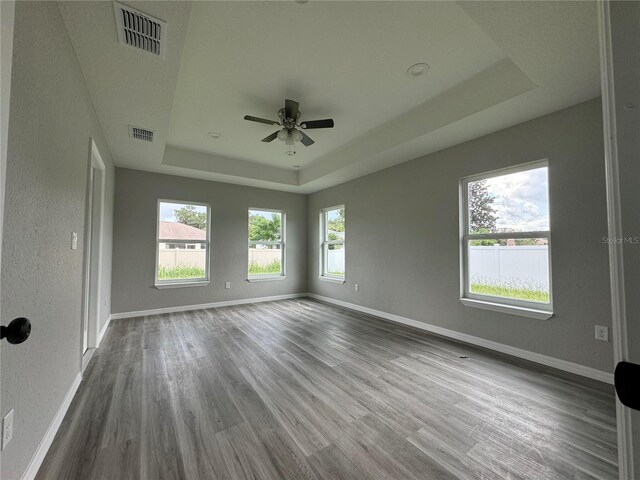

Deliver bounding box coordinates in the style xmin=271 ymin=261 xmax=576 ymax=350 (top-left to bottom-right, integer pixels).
xmin=468 ymin=180 xmax=497 ymax=233
xmin=249 ymin=213 xmax=281 ymax=245
xmin=468 ymin=180 xmax=498 ymax=246
xmin=174 ymin=205 xmax=207 ymax=230
xmin=327 ymin=208 xmax=345 ymax=232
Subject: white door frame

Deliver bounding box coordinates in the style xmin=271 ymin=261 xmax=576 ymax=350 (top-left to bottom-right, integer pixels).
xmin=598 ymin=2 xmax=635 ymax=479
xmin=81 ymin=139 xmax=106 ymax=367
xmin=0 ymin=1 xmax=16 ymax=477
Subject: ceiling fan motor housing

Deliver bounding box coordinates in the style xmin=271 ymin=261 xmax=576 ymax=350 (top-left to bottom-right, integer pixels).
xmin=278 ymin=108 xmax=300 ymax=129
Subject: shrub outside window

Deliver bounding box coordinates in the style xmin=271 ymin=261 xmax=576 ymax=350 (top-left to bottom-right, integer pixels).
xmin=156 ymin=200 xmax=210 ymax=286
xmin=461 ymin=161 xmax=551 ymax=311
xmin=321 ymin=206 xmax=345 ymax=279
xmin=248 ymin=209 xmax=285 ymax=278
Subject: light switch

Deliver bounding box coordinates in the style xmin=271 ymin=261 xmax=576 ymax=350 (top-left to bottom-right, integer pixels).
xmin=3 ymin=409 xmax=14 ymax=450
xmin=71 ymin=232 xmax=78 ymax=250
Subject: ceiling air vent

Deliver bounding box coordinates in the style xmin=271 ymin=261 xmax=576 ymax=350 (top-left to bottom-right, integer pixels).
xmin=129 ymin=126 xmax=155 ymax=142
xmin=113 ymin=2 xmax=166 ymax=59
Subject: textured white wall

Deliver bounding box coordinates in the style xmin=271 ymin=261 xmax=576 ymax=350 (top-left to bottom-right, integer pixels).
xmin=308 ymin=98 xmax=614 ymax=374
xmin=1 ymin=3 xmax=115 ymax=478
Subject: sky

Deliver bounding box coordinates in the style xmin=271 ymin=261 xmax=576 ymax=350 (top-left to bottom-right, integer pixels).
xmin=326 ymin=209 xmax=342 ymax=222
xmin=249 ymin=209 xmax=280 ymax=220
xmin=481 ymin=166 xmax=549 ymax=232
xmin=159 ymin=202 xmax=207 ymax=222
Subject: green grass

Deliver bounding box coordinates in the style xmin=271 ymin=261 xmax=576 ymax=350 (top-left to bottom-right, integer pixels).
xmin=249 ymin=260 xmax=282 ymax=275
xmin=471 ymin=283 xmax=549 ymax=303
xmin=158 ymin=265 xmax=206 ymax=280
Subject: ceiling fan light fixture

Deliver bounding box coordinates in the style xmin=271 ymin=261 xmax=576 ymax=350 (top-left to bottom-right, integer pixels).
xmin=277 ymin=129 xmax=289 ymax=142
xmin=285 ymin=133 xmax=295 ymax=146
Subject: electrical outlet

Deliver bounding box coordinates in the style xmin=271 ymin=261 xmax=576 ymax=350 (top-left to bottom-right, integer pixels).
xmin=3 ymin=409 xmax=14 ymax=450
xmin=225 ymin=281 xmax=231 ymax=289
xmin=354 ymin=283 xmax=359 ymax=292
xmin=595 ymin=325 xmax=609 ymax=342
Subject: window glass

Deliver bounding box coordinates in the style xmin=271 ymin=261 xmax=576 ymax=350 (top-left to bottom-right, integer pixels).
xmin=157 ymin=201 xmax=209 ymax=283
xmin=468 ymin=166 xmax=549 ymax=235
xmin=463 ymin=164 xmax=550 ymax=308
xmin=249 ymin=209 xmax=284 ymax=277
xmin=322 ymin=206 xmax=345 ymax=278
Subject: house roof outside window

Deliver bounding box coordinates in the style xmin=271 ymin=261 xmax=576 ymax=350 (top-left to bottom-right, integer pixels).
xmin=159 ymin=221 xmax=206 ymax=241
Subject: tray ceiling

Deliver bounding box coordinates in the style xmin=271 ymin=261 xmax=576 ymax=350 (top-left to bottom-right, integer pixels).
xmin=59 ymin=1 xmax=600 ymax=193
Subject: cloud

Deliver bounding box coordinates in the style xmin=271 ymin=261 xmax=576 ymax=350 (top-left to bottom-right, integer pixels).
xmin=485 ymin=167 xmax=549 ymax=232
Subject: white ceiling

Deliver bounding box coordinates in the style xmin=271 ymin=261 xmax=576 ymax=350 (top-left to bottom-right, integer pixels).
xmin=59 ymin=1 xmax=601 ymax=194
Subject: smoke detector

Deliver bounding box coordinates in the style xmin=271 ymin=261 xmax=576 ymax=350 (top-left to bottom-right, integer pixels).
xmin=129 ymin=126 xmax=155 ymax=142
xmin=113 ymin=2 xmax=167 ymax=59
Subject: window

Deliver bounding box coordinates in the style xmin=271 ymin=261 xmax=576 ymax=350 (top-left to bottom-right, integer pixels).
xmin=321 ymin=206 xmax=345 ymax=279
xmin=156 ymin=200 xmax=210 ymax=287
xmin=461 ymin=162 xmax=551 ymax=313
xmin=248 ymin=209 xmax=284 ymax=278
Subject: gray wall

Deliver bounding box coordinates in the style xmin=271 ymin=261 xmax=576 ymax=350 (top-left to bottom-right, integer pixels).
xmin=308 ymin=98 xmax=613 ymax=374
xmin=111 ymin=169 xmax=307 ymax=314
xmin=1 ymin=2 xmax=115 ymax=479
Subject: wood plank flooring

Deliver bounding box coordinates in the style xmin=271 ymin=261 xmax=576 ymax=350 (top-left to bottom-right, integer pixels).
xmin=36 ymin=299 xmax=618 ymax=479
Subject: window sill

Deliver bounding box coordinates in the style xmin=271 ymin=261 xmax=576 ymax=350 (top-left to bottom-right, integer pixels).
xmin=319 ymin=276 xmax=346 ymax=284
xmin=247 ymin=275 xmax=286 ymax=283
xmin=460 ymin=298 xmax=553 ymax=320
xmin=155 ymin=280 xmax=210 ymax=289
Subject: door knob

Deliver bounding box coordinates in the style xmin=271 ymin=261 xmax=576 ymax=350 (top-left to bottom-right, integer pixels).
xmin=615 ymin=361 xmax=640 ymax=411
xmin=1 ymin=317 xmax=31 ymax=344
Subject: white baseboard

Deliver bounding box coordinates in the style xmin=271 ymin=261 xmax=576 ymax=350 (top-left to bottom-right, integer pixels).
xmin=308 ymin=294 xmax=614 ymax=385
xmin=21 ymin=373 xmax=82 ymax=480
xmin=97 ymin=314 xmax=111 ymax=346
xmin=110 ymin=293 xmax=307 ymax=320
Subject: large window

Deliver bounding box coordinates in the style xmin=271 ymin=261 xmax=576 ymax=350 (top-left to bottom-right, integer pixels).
xmin=321 ymin=206 xmax=345 ymax=279
xmin=156 ymin=200 xmax=210 ymax=286
xmin=461 ymin=162 xmax=551 ymax=312
xmin=248 ymin=209 xmax=284 ymax=278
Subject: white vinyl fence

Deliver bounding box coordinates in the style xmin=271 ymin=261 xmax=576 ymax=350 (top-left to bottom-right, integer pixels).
xmin=327 ymin=249 xmax=345 ymax=274
xmin=159 ymin=248 xmax=281 ymax=270
xmin=158 ymin=249 xmax=206 ymax=269
xmin=469 ymin=245 xmax=549 ymax=289
xmin=248 ymin=248 xmax=281 ymax=266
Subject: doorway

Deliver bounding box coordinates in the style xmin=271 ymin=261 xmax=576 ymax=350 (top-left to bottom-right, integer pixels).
xmin=81 ymin=139 xmax=105 ymax=368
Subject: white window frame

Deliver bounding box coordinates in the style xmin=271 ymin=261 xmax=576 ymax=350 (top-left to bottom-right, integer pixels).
xmin=155 ymin=199 xmax=211 ymax=289
xmin=460 ymin=160 xmax=553 ymax=318
xmin=320 ymin=205 xmax=345 ymax=282
xmin=247 ymin=208 xmax=286 ymax=281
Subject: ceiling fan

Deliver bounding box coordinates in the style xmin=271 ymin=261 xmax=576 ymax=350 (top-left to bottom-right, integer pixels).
xmin=244 ymin=99 xmax=334 ymax=147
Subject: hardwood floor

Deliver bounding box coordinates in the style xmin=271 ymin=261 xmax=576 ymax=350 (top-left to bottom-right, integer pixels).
xmin=36 ymin=299 xmax=618 ymax=480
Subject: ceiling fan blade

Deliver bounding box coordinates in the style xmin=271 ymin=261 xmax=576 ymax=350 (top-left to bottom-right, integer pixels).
xmin=300 ymin=119 xmax=334 ymax=129
xmin=261 ymin=131 xmax=280 ymax=142
xmin=299 ymin=131 xmax=315 ymax=146
xmin=284 ymin=99 xmax=299 ymax=120
xmin=244 ymin=115 xmax=280 ymax=126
